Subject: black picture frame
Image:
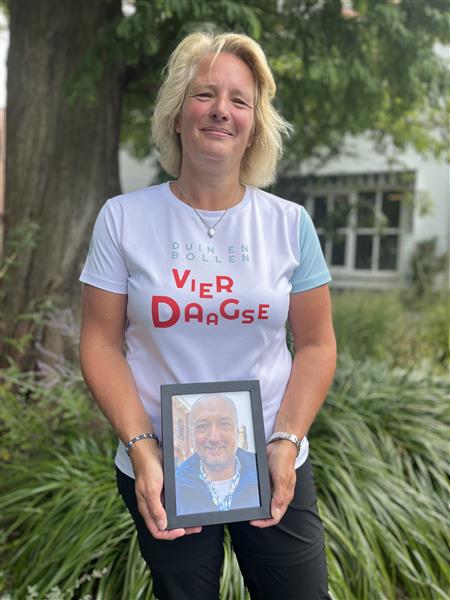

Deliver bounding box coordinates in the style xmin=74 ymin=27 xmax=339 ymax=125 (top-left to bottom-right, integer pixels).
xmin=161 ymin=380 xmax=271 ymax=529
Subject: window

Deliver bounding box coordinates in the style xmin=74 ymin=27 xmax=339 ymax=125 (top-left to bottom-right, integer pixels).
xmin=309 ymin=188 xmax=405 ymax=272
xmin=292 ymin=172 xmax=415 ymax=275
xmin=275 ymin=171 xmax=415 ymax=280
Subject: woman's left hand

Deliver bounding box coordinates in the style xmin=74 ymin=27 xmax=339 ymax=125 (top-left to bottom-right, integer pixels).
xmin=250 ymin=439 xmax=297 ymax=528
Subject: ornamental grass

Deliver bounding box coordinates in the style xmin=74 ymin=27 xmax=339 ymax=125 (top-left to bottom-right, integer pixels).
xmin=1 ymin=354 xmax=449 ymax=599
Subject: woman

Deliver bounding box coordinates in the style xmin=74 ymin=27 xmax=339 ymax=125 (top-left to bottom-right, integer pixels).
xmin=79 ymin=32 xmax=336 ymax=600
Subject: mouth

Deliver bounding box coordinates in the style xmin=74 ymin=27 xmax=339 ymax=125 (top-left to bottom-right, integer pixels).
xmin=201 ymin=127 xmax=233 ymax=137
xmin=204 ymin=445 xmax=227 ymax=455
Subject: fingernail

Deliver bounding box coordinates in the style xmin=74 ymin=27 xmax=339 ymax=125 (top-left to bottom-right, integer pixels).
xmin=272 ymin=508 xmax=282 ymax=520
xmin=156 ymin=519 xmax=167 ymax=531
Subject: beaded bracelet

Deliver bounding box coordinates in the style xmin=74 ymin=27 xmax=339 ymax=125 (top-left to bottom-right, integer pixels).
xmin=125 ymin=432 xmax=161 ymax=455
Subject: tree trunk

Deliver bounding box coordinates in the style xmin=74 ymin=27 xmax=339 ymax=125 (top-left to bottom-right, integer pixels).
xmin=3 ymin=0 xmax=123 ymax=368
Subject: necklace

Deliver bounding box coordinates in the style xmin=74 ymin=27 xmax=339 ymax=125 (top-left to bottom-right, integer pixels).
xmin=199 ymin=456 xmax=242 ymax=511
xmin=177 ymin=180 xmax=240 ymax=238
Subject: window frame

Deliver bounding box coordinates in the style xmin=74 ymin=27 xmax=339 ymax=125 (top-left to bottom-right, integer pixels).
xmin=299 ymin=172 xmax=415 ymax=277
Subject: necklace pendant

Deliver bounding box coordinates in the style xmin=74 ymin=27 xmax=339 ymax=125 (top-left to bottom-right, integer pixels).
xmin=208 ymin=228 xmax=215 ymax=238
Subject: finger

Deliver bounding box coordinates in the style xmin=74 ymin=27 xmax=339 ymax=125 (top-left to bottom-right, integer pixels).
xmin=184 ymin=526 xmax=203 ymax=535
xmin=137 ymin=495 xmax=202 ymax=538
xmin=249 ymin=517 xmax=278 ymax=528
xmin=249 ymin=494 xmax=289 ymax=528
xmin=136 ymin=493 xmax=169 ymax=535
xmin=136 ymin=495 xmax=163 ymax=535
xmin=138 ymin=499 xmax=186 ymax=539
xmin=136 ymin=483 xmax=167 ymax=531
xmin=249 ymin=509 xmax=285 ymax=528
xmin=152 ymin=527 xmax=187 ymax=541
xmin=138 ymin=498 xmax=167 ymax=532
xmin=271 ymin=492 xmax=290 ymax=520
xmin=146 ymin=497 xmax=167 ymax=531
xmin=270 ymin=481 xmax=294 ymax=518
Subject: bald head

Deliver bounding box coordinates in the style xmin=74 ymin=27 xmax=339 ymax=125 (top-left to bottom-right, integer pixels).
xmin=190 ymin=394 xmax=238 ymax=426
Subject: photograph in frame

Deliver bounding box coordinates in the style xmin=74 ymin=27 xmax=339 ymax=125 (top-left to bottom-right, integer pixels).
xmin=161 ymin=380 xmax=271 ymax=529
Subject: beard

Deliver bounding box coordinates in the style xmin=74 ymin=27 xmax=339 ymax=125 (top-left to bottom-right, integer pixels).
xmin=199 ymin=443 xmax=237 ymax=473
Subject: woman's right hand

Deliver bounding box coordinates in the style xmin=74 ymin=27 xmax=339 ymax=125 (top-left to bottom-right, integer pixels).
xmin=130 ymin=440 xmax=202 ymax=540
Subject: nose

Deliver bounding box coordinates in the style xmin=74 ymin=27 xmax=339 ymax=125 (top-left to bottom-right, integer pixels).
xmin=209 ymin=96 xmax=230 ymax=121
xmin=207 ymin=423 xmax=222 ymax=441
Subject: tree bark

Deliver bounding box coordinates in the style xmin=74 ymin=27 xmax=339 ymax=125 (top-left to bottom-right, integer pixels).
xmin=3 ymin=0 xmax=123 ymax=367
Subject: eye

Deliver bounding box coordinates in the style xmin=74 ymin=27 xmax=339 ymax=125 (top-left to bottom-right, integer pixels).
xmin=195 ymin=92 xmax=213 ymax=99
xmin=194 ymin=423 xmax=209 ymax=433
xmin=233 ymin=98 xmax=251 ymax=108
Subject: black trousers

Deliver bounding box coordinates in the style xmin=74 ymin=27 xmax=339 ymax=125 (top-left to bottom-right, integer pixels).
xmin=116 ymin=457 xmax=331 ymax=600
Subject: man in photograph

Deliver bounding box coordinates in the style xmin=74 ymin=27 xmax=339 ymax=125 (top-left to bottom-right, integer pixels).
xmin=175 ymin=394 xmax=260 ymax=515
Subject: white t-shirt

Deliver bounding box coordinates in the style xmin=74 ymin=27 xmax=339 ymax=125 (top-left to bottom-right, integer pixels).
xmin=213 ymin=478 xmax=234 ymax=504
xmin=80 ymin=182 xmax=331 ymax=477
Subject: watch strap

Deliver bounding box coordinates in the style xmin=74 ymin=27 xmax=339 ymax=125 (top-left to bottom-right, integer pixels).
xmin=268 ymin=431 xmax=302 ymax=456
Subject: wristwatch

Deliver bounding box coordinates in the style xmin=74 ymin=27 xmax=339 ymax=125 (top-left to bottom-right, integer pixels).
xmin=268 ymin=431 xmax=302 ymax=457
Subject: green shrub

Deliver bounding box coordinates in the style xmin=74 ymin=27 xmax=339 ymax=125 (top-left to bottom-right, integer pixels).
xmin=331 ymin=290 xmax=449 ymax=371
xmin=332 ymin=291 xmax=403 ymax=361
xmin=1 ymin=437 xmax=154 ymax=599
xmin=0 ymin=362 xmax=106 ymax=463
xmin=311 ymin=354 xmax=449 ymax=600
xmin=1 ymin=355 xmax=448 ymax=599
xmin=409 ymin=237 xmax=447 ymax=298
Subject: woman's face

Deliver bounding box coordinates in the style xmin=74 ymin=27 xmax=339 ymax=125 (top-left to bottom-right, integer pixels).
xmin=177 ymin=52 xmax=255 ymax=174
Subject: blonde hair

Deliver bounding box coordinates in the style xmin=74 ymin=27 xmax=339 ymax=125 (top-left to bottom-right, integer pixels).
xmin=151 ymin=32 xmax=292 ymax=188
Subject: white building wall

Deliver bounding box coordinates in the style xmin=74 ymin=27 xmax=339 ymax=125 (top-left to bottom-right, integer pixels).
xmin=300 ymin=135 xmax=449 ymax=288
xmin=119 ymin=149 xmax=158 ymax=193
xmin=301 ymin=135 xmax=449 ymax=254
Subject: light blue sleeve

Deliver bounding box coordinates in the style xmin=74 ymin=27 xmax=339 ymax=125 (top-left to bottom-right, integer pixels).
xmin=290 ymin=207 xmax=332 ymax=293
xmin=79 ymin=199 xmax=129 ymax=294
